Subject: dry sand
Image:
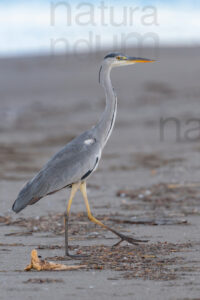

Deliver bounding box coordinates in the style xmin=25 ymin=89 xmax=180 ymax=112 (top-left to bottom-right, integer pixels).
xmin=0 ymin=47 xmax=200 ymax=299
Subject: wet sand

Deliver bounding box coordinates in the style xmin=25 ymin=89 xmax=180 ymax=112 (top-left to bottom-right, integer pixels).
xmin=1 ymin=47 xmax=200 ymax=299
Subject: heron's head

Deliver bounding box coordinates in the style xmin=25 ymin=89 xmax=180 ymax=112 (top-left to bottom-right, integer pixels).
xmin=104 ymin=52 xmax=155 ymax=67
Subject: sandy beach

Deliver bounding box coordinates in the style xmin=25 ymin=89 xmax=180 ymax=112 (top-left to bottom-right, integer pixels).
xmin=1 ymin=47 xmax=200 ymax=299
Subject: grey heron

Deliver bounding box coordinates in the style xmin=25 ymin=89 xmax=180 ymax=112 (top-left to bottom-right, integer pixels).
xmin=12 ymin=53 xmax=154 ymax=257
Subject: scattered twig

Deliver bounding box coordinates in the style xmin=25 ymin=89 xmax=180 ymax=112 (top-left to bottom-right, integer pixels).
xmin=110 ymin=217 xmax=187 ymax=226
xmin=167 ymin=183 xmax=200 ymax=189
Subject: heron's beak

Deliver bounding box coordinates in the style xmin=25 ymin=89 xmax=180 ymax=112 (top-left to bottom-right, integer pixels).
xmin=126 ymin=56 xmax=155 ymax=63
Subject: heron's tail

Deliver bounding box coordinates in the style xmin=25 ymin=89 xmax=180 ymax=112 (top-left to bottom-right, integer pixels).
xmin=12 ymin=199 xmax=26 ymax=213
xmin=12 ymin=181 xmax=40 ymax=213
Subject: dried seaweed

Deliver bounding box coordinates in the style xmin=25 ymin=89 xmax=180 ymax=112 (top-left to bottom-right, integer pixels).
xmin=23 ymin=278 xmax=64 ymax=284
xmin=110 ymin=216 xmax=187 ymax=226
xmin=117 ymin=183 xmax=200 ymax=216
xmin=47 ymin=242 xmax=192 ymax=281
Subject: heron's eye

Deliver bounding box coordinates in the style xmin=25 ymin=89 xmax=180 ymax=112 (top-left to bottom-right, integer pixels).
xmin=116 ymin=56 xmax=127 ymax=60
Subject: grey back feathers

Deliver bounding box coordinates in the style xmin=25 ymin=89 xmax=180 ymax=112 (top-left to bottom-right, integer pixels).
xmin=12 ymin=130 xmax=101 ymax=212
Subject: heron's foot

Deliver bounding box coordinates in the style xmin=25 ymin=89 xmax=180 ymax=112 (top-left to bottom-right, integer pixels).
xmin=112 ymin=233 xmax=148 ymax=247
xmin=65 ymin=250 xmax=88 ymax=259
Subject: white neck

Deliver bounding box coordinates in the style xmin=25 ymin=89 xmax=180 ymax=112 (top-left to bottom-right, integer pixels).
xmin=94 ymin=61 xmax=117 ymax=148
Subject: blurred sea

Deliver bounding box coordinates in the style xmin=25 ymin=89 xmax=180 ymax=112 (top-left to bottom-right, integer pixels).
xmin=0 ymin=0 xmax=200 ymax=57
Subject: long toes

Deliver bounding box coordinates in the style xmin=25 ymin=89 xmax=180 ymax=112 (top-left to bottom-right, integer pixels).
xmin=128 ymin=237 xmax=148 ymax=244
xmin=124 ymin=238 xmax=140 ymax=246
xmin=112 ymin=235 xmax=148 ymax=247
xmin=112 ymin=239 xmax=124 ymax=247
xmin=65 ymin=253 xmax=88 ymax=259
xmin=112 ymin=237 xmax=139 ymax=248
xmin=126 ymin=238 xmax=148 ymax=245
xmin=120 ymin=233 xmax=148 ymax=244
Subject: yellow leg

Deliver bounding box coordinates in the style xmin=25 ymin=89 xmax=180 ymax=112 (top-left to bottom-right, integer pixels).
xmin=80 ymin=181 xmax=107 ymax=229
xmin=66 ymin=183 xmax=80 ymax=216
xmin=80 ymin=181 xmax=148 ymax=246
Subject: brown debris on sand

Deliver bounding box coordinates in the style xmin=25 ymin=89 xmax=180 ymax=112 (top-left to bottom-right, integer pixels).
xmin=46 ymin=242 xmax=193 ymax=281
xmin=117 ymin=182 xmax=200 ymax=217
xmin=23 ymin=278 xmax=64 ymax=284
xmin=25 ymin=249 xmax=86 ymax=271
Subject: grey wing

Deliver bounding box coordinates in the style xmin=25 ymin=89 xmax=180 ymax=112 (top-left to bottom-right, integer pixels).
xmin=12 ymin=131 xmax=101 ymax=212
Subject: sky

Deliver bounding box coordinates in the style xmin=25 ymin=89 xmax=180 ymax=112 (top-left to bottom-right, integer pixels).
xmin=0 ymin=0 xmax=199 ymax=57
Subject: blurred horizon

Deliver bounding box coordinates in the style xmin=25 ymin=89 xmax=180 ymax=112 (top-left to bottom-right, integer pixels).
xmin=1 ymin=0 xmax=200 ymax=58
